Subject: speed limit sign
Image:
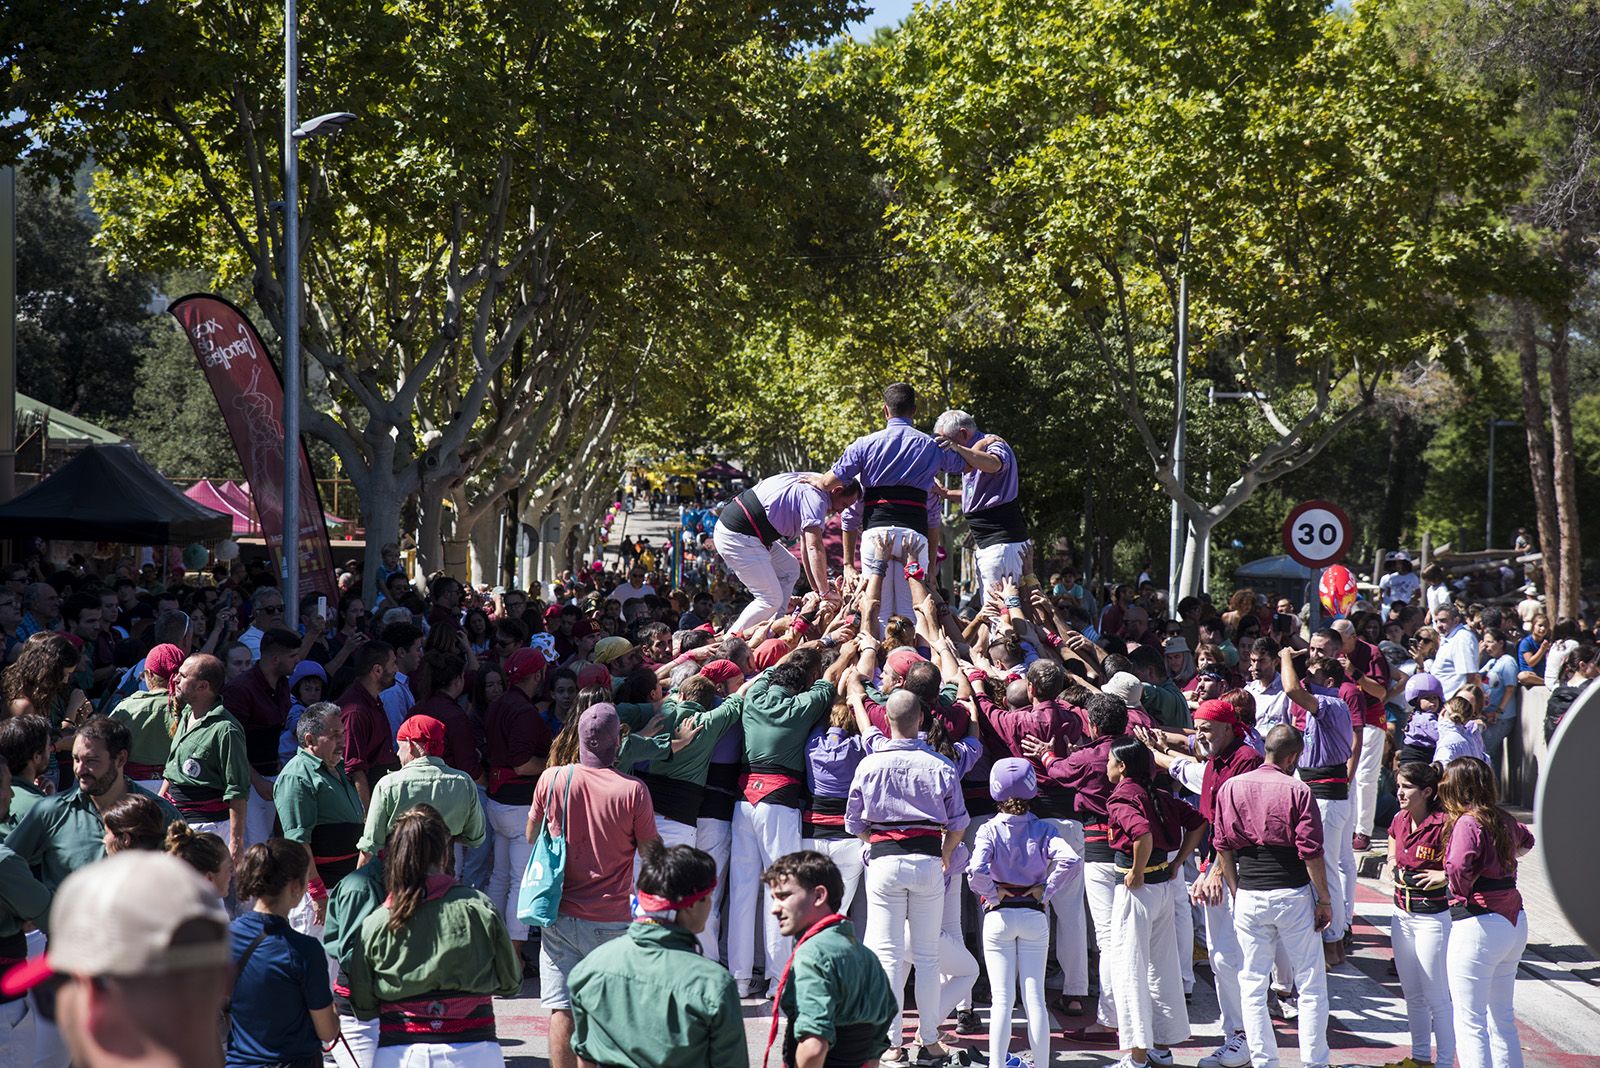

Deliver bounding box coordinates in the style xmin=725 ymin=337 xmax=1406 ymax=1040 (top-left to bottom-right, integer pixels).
xmin=1282 ymin=500 xmax=1352 ymax=568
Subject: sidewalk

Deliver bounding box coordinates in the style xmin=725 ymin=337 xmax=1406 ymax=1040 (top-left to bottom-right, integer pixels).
xmin=492 ymin=807 xmax=1599 ymax=1065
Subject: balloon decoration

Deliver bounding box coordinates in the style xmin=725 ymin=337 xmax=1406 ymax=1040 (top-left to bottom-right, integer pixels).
xmin=1319 ymin=564 xmax=1358 ymax=618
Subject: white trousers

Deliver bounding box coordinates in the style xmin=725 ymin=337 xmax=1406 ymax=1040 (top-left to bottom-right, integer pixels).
xmin=1112 ymin=879 xmax=1189 ymax=1051
xmin=485 ymin=798 xmax=535 ymax=941
xmin=1312 ymin=797 xmax=1354 ymax=941
xmin=371 ymin=1041 xmax=504 ymax=1067
xmin=696 ymin=816 xmax=732 ymax=962
xmin=716 ymin=526 xmax=802 ymax=633
xmin=24 ymin=931 xmax=64 ymax=1068
xmin=803 ymin=836 xmax=865 ymax=914
xmin=1173 ymin=857 xmax=1196 ymax=990
xmin=1235 ymin=885 xmax=1328 ymax=1068
xmin=1448 ymin=910 xmax=1527 ymax=1068
xmin=186 ymin=816 xmax=230 ymax=840
xmin=1084 ymin=861 xmax=1120 ymax=1028
xmin=975 ymin=540 xmax=1030 ymax=594
xmin=1204 ymin=889 xmax=1247 ymax=1036
xmin=0 ymin=998 xmax=31 ymax=1068
xmin=860 ymin=526 xmax=928 ymax=628
xmin=933 ymin=860 xmax=979 ymax=1025
xmin=656 ymin=814 xmax=698 ymax=848
xmin=246 ymin=776 xmax=277 ymax=848
xmin=1392 ymin=907 xmax=1453 ymax=1065
xmin=1352 ymin=726 xmax=1385 ymax=838
xmin=728 ymin=801 xmax=801 ymax=991
xmin=331 ymin=1014 xmax=380 ymax=1068
xmin=1042 ymin=818 xmax=1088 ymax=996
xmin=982 ymin=907 xmax=1050 ymax=1068
xmin=865 ymin=853 xmax=945 ymax=1048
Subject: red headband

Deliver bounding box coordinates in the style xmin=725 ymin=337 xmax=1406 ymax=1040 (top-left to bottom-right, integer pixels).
xmin=635 ymin=880 xmax=717 ymax=913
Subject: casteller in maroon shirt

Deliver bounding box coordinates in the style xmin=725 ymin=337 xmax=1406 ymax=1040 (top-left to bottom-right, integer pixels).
xmin=338 ymin=681 xmax=398 ymax=785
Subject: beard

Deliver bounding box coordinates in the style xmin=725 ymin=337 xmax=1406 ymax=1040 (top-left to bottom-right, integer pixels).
xmin=79 ymin=767 xmax=120 ymax=797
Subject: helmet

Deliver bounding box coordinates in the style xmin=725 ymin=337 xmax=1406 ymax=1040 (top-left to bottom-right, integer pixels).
xmin=1404 ymin=672 xmax=1444 ymax=706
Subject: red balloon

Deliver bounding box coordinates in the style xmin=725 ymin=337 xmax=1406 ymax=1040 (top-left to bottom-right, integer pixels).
xmin=1319 ymin=564 xmax=1358 ymax=618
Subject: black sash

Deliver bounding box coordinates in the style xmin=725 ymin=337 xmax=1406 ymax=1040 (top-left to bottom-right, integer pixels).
xmin=721 ymin=489 xmax=784 ymax=547
xmin=1393 ymin=868 xmax=1449 ymax=914
xmin=1450 ymin=874 xmax=1517 ymax=920
xmin=243 ymin=726 xmax=283 ymax=776
xmin=1235 ymin=843 xmax=1309 ymax=891
xmin=864 ymin=484 xmax=928 ymax=535
xmin=641 ymin=773 xmax=705 ymax=827
xmin=1114 ymin=849 xmax=1173 ymax=884
xmin=0 ymin=931 xmax=26 ymax=1004
xmin=310 ymin=822 xmax=363 ymax=886
xmin=967 ymin=498 xmax=1028 ymax=549
xmin=802 ymin=793 xmax=850 ymax=840
xmin=1299 ymin=762 xmax=1350 ymax=801
xmin=786 ymin=1020 xmax=880 ymax=1068
xmin=1033 ymin=781 xmax=1076 ymax=820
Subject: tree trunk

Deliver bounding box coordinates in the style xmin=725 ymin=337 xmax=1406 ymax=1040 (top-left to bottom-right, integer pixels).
xmin=466 ymin=507 xmax=501 ymax=587
xmin=1547 ymin=316 xmax=1582 ymax=621
xmin=1515 ymin=300 xmax=1561 ymax=603
xmin=1177 ymin=515 xmax=1216 ymax=598
xmin=357 ymin=468 xmax=405 ymax=605
xmin=1378 ymin=409 xmax=1411 ymax=551
xmin=416 ymin=489 xmax=450 ymax=580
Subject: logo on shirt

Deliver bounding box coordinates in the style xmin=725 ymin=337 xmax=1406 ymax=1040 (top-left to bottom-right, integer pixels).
xmin=182 ymin=758 xmax=203 ymax=778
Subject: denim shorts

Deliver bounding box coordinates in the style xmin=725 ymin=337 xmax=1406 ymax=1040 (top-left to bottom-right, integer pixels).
xmin=537 ymin=914 xmax=629 ymax=1010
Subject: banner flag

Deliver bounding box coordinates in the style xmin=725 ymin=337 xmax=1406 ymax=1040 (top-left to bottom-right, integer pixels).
xmin=168 ymin=294 xmax=338 ymax=599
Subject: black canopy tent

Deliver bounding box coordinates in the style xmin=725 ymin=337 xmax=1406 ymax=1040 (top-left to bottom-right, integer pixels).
xmin=0 ymin=444 xmax=232 ymax=544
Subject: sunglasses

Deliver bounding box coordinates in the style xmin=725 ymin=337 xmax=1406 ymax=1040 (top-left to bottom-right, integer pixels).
xmin=258 ymin=604 xmax=284 ymax=613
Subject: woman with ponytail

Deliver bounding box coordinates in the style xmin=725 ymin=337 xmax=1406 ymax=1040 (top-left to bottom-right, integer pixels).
xmin=346 ymin=804 xmax=520 ymax=1066
xmin=1104 ymin=737 xmax=1205 ymax=1068
xmin=1439 ymin=756 xmax=1534 ymax=1068
xmin=109 ymin=641 xmax=186 ymax=791
xmin=1383 ymin=761 xmax=1453 ymax=1068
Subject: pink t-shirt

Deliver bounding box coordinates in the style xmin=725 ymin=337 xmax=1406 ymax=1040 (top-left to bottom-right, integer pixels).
xmin=529 ymin=764 xmax=657 ymax=922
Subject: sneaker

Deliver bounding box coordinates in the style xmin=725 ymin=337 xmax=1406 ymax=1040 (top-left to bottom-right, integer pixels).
xmin=1198 ymin=1030 xmax=1251 ymax=1068
xmin=1147 ymin=1049 xmax=1176 ymax=1066
xmin=954 ymin=1009 xmax=982 ymax=1035
xmin=1380 ymin=1060 xmax=1435 ymax=1068
xmin=1113 ymin=1057 xmax=1149 ymax=1068
xmin=1353 ymin=832 xmax=1372 ymax=851
xmin=1269 ymin=989 xmax=1299 ymax=1021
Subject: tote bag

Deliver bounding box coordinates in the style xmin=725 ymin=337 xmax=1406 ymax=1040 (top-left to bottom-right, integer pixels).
xmin=517 ymin=766 xmax=575 ymax=928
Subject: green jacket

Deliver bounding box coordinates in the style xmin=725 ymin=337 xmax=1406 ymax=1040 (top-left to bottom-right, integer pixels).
xmin=358 ymin=755 xmax=485 ymax=855
xmin=569 ymin=921 xmax=747 ymax=1068
xmin=163 ymin=704 xmax=252 ymax=800
xmin=0 ymin=844 xmax=48 ymax=939
xmin=780 ymin=918 xmax=895 ymax=1057
xmin=741 ymin=672 xmax=835 ymax=774
xmin=642 ymin=696 xmax=743 ymax=786
xmin=109 ymin=690 xmax=177 ymax=772
xmin=346 ymin=881 xmax=521 ymax=1017
xmin=323 ymin=857 xmax=385 ymax=966
xmin=1143 ymin=680 xmax=1192 ymax=730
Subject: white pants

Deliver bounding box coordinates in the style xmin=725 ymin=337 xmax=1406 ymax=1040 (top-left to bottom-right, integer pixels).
xmin=1113 ymin=879 xmax=1189 ymax=1051
xmin=1392 ymin=907 xmax=1453 ymax=1066
xmin=1084 ymin=861 xmax=1120 ymax=1027
xmin=1173 ymin=857 xmax=1196 ymax=990
xmin=0 ymin=998 xmax=31 ymax=1068
xmin=1204 ymin=889 xmax=1247 ymax=1036
xmin=656 ymin=814 xmax=698 ymax=848
xmin=696 ymin=816 xmax=732 ymax=962
xmin=933 ymin=860 xmax=979 ymax=1025
xmin=865 ymin=853 xmax=945 ymax=1048
xmin=982 ymin=906 xmax=1050 ymax=1068
xmin=860 ymin=526 xmax=928 ymax=628
xmin=1312 ymin=797 xmax=1354 ymax=941
xmin=331 ymin=1014 xmax=380 ymax=1068
xmin=371 ymin=1041 xmax=504 ymax=1067
xmin=975 ymin=540 xmax=1030 ymax=594
xmin=803 ymin=836 xmax=865 ymax=914
xmin=485 ymin=798 xmax=535 ymax=941
xmin=1235 ymin=885 xmax=1328 ymax=1068
xmin=1042 ymin=818 xmax=1088 ymax=996
xmin=186 ymin=816 xmax=230 ymax=840
xmin=716 ymin=526 xmax=802 ymax=633
xmin=246 ymin=776 xmax=277 ymax=847
xmin=728 ymin=801 xmax=801 ymax=991
xmin=1352 ymin=726 xmax=1385 ymax=838
xmin=1449 ymin=910 xmax=1527 ymax=1068
xmin=24 ymin=931 xmax=64 ymax=1068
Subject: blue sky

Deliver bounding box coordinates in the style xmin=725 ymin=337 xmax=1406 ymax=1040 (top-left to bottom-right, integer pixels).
xmin=843 ymin=0 xmax=919 ymax=37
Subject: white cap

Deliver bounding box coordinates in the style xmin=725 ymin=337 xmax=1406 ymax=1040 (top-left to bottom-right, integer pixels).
xmin=1104 ymin=672 xmax=1144 ymax=707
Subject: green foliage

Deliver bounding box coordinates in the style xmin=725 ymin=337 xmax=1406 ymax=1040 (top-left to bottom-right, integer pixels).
xmin=113 ymin=315 xmax=242 ymax=481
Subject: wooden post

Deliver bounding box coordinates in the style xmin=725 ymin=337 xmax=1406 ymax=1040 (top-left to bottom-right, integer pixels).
xmin=1420 ymin=532 xmax=1432 ymax=572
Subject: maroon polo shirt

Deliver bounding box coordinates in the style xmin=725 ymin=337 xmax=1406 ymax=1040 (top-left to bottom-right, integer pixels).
xmin=1212 ymin=763 xmax=1324 ymax=860
xmin=1106 ymin=778 xmax=1203 ymax=855
xmin=484 ymin=688 xmax=553 ymax=806
xmin=223 ymin=664 xmax=292 ymax=775
xmin=1347 ymin=638 xmax=1392 ymax=729
xmin=338 ymin=682 xmax=398 ymax=782
xmin=1391 ymin=807 xmax=1446 ymax=873
xmin=1041 ymin=734 xmax=1115 ymax=819
xmin=409 ymin=693 xmax=484 ymax=781
xmin=1199 ymin=736 xmax=1265 ymax=823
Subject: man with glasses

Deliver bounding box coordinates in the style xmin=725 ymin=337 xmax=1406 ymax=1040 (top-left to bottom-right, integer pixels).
xmin=0 ymin=594 xmax=21 ymax=660
xmin=609 ymin=567 xmax=655 ymax=609
xmin=239 ymin=590 xmax=286 ymax=661
xmin=500 ymin=589 xmax=529 ymax=623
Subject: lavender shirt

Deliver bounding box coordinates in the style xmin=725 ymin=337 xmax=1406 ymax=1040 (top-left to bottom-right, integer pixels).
xmin=968 ymin=812 xmax=1080 ymax=905
xmin=1248 ymin=676 xmax=1294 ymax=732
xmin=752 ymin=472 xmax=832 ymax=541
xmin=1403 ymin=709 xmax=1440 ymax=749
xmin=834 ymin=417 xmax=964 ymax=532
xmin=805 ymin=726 xmax=866 ymax=799
xmin=1296 ymin=684 xmax=1355 ymax=768
xmin=960 ymin=433 xmax=1019 ymax=513
xmin=844 ymin=738 xmax=970 ymax=837
xmin=863 ymin=725 xmax=982 ymax=778
xmin=1434 ymin=719 xmax=1488 ymax=765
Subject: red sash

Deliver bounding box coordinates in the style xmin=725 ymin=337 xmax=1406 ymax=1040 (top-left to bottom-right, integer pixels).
xmin=739 ymin=770 xmax=802 ymax=806
xmin=763 ymin=913 xmax=847 ymax=1068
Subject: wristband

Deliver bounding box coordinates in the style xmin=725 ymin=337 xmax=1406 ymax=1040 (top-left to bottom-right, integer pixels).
xmin=966 ymin=670 xmax=988 ymax=683
xmin=820 ymin=635 xmax=837 ymax=649
xmin=1005 ymin=596 xmax=1022 ymax=608
xmin=308 ymin=878 xmax=329 ymax=903
xmin=904 ymin=560 xmax=927 ymax=582
xmin=791 ymin=617 xmax=811 ymax=636
xmin=1043 ymin=631 xmax=1063 ymax=649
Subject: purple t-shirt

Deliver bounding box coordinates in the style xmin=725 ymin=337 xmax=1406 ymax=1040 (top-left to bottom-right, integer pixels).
xmin=968 ymin=811 xmax=1079 ymax=905
xmin=834 ymin=418 xmax=964 ymax=531
xmin=805 ymin=725 xmax=865 ymax=799
xmin=961 ymin=434 xmax=1019 ymax=513
xmin=751 ymin=472 xmax=832 ymax=541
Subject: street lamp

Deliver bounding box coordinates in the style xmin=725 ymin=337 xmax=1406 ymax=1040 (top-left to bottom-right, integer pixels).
xmin=1486 ymin=418 xmax=1519 ymax=551
xmin=283 ymin=0 xmax=354 ymax=628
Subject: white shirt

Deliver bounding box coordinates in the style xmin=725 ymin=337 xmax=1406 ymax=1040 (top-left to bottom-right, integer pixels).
xmin=1426 ymin=584 xmax=1452 ymax=614
xmin=608 ymin=582 xmax=655 ymax=605
xmin=239 ymin=625 xmax=265 ymax=661
xmin=1545 ymin=638 xmax=1578 ymax=689
xmin=1247 ymin=676 xmax=1293 ymax=732
xmin=1378 ymin=571 xmax=1420 ymax=606
xmin=1431 ymin=623 xmax=1481 ymax=698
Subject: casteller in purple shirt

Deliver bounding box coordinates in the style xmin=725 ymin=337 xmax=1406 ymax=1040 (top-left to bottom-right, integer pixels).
xmin=832 ymin=417 xmax=964 ymax=534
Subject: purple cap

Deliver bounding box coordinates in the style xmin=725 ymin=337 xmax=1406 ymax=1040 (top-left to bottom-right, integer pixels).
xmin=989 ymin=757 xmax=1038 ymax=802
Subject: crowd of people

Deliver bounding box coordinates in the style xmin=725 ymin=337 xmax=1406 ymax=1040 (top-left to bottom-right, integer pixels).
xmin=0 ymin=381 xmax=1586 ymax=1068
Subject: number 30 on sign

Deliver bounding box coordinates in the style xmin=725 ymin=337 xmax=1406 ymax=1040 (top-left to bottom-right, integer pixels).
xmin=1282 ymin=500 xmax=1352 ymax=569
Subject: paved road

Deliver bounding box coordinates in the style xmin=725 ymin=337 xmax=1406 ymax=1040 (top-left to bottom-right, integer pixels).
xmin=489 ymin=809 xmax=1598 ymax=1066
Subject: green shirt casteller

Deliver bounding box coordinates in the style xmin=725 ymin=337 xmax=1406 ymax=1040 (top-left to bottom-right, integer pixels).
xmin=741 ymin=672 xmax=835 ymax=774
xmin=163 ymin=704 xmax=252 ymax=799
xmin=109 ymin=690 xmax=176 ymax=770
xmin=322 ymin=857 xmax=384 ymax=967
xmin=357 ymin=755 xmax=485 ymax=855
xmin=568 ymin=921 xmax=747 ymax=1068
xmin=0 ymin=844 xmax=48 ymax=939
xmin=346 ymin=883 xmax=522 ymax=1017
xmin=642 ymin=696 xmax=744 ymax=786
xmin=1143 ymin=680 xmax=1192 ymax=730
xmin=0 ymin=782 xmax=45 ymax=843
xmin=274 ymin=747 xmax=364 ymax=846
xmin=780 ymin=918 xmax=896 ymax=1057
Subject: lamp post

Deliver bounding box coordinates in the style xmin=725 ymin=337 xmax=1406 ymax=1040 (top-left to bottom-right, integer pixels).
xmin=1486 ymin=418 xmax=1519 ymax=551
xmin=282 ymin=0 xmax=354 ymax=628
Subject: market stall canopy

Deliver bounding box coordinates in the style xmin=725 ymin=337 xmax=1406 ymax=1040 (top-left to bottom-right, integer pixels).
xmin=0 ymin=444 xmax=232 ymax=543
xmin=183 ymin=479 xmax=253 ymax=537
xmin=222 ymin=479 xmax=351 ymax=528
xmin=15 ymin=393 xmax=123 ymax=446
xmin=1234 ymin=554 xmax=1318 ymax=581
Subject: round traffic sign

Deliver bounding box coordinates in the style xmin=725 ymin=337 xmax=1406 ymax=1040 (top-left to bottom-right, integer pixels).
xmin=1537 ymin=679 xmax=1600 ymax=952
xmin=1282 ymin=499 xmax=1352 ymax=568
